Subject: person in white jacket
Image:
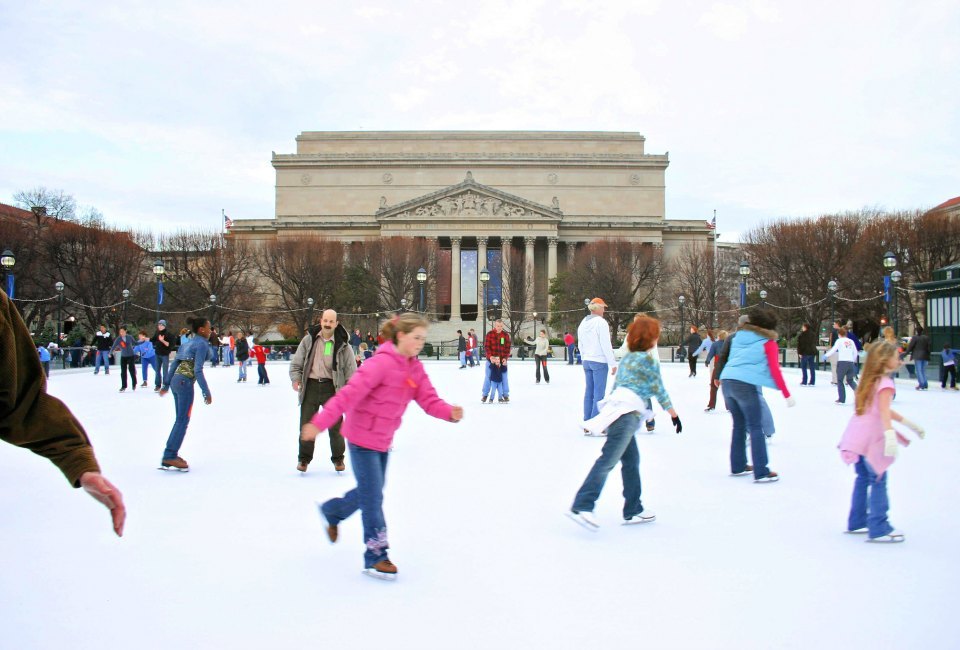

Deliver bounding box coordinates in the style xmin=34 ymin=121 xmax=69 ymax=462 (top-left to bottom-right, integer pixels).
xmin=577 ymin=298 xmax=617 ymax=424
xmin=824 ymin=326 xmax=859 ymax=404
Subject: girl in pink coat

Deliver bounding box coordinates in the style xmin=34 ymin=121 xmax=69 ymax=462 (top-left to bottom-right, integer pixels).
xmin=838 ymin=341 xmax=925 ymax=543
xmin=301 ymin=313 xmax=464 ymax=580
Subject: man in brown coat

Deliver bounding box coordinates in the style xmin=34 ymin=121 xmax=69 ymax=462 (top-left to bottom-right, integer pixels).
xmin=0 ymin=290 xmax=126 ymax=536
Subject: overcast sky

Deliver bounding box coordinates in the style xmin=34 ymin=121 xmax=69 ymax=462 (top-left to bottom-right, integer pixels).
xmin=1 ymin=0 xmax=957 ymax=241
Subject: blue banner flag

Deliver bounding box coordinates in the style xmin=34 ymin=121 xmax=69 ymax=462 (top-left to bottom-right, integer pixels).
xmin=158 ymin=280 xmax=164 ymax=305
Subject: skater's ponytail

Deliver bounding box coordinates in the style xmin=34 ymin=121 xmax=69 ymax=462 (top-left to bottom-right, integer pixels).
xmin=854 ymin=341 xmax=898 ymax=415
xmin=381 ymin=312 xmax=429 ymax=344
xmin=186 ymin=316 xmax=209 ymax=333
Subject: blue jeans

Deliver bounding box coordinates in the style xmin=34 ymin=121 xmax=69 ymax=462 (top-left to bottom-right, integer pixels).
xmin=567 ymin=343 xmax=575 ymax=364
xmin=482 ymin=363 xmax=510 ymax=397
xmin=572 ymin=413 xmax=644 ymax=518
xmin=459 ymin=351 xmax=466 ymax=366
xmin=800 ymin=354 xmax=817 ymax=385
xmin=154 ymin=355 xmax=170 ymax=389
xmin=489 ymin=381 xmax=504 ymax=400
xmin=722 ymin=379 xmax=771 ymax=479
xmin=257 ymin=364 xmax=269 ymax=384
xmin=164 ymin=374 xmax=195 ymax=460
xmin=848 ymin=456 xmax=893 ymax=538
xmin=321 ymin=443 xmax=390 ymax=568
xmin=837 ymin=361 xmax=858 ymax=402
xmin=238 ymin=359 xmax=247 ymax=380
xmin=94 ymin=350 xmax=110 ymax=373
xmin=582 ymin=360 xmax=609 ymax=420
xmin=141 ymin=357 xmax=154 ymax=383
xmin=227 ymin=349 xmax=234 ymax=365
xmin=914 ymin=359 xmax=928 ymax=389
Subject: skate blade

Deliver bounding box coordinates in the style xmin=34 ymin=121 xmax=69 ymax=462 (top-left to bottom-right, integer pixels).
xmin=622 ymin=516 xmax=656 ymax=525
xmin=362 ymin=569 xmax=397 ymax=581
xmin=157 ymin=466 xmax=189 ymax=472
xmin=565 ymin=512 xmax=599 ymax=532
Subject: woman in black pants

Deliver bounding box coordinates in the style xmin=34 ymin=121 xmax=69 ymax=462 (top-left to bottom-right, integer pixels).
xmin=685 ymin=326 xmax=703 ymax=377
xmin=525 ymin=329 xmax=551 ymax=384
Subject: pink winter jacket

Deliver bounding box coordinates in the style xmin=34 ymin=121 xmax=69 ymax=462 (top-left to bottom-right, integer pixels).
xmin=309 ymin=341 xmax=454 ymax=452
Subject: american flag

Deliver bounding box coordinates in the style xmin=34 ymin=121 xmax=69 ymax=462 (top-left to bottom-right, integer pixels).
xmin=706 ymin=214 xmax=716 ymax=230
xmin=224 ymin=214 xmax=233 ymax=229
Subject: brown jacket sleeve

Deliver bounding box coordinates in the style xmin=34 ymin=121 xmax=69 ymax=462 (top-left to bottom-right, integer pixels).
xmin=0 ymin=291 xmax=100 ymax=487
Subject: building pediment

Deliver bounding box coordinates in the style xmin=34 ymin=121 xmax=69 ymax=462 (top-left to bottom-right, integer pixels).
xmin=377 ymin=172 xmax=562 ymax=223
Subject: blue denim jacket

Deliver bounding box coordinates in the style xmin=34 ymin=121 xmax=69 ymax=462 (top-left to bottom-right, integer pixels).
xmin=165 ymin=336 xmax=213 ymax=397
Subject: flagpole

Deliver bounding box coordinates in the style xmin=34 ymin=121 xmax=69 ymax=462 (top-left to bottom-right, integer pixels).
xmin=713 ymin=209 xmax=718 ymax=328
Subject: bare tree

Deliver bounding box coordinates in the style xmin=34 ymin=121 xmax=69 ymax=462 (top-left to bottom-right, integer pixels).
xmin=550 ymin=239 xmax=665 ymax=344
xmin=352 ymin=237 xmax=439 ymax=314
xmin=159 ymin=230 xmax=257 ymax=331
xmin=253 ymin=236 xmax=345 ymax=334
xmin=13 ymin=187 xmax=77 ymax=222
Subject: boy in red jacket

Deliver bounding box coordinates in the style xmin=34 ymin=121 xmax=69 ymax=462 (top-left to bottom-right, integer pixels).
xmin=250 ymin=341 xmax=270 ymax=385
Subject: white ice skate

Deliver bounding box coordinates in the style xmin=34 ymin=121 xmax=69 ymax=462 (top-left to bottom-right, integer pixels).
xmin=622 ymin=511 xmax=656 ymax=525
xmin=566 ymin=510 xmax=599 ymax=531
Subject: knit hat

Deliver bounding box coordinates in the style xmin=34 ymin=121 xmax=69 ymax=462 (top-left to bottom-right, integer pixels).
xmin=737 ymin=314 xmax=750 ymax=325
xmin=158 ymin=319 xmax=168 ymax=327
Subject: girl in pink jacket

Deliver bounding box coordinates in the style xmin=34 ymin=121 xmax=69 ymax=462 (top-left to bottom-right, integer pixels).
xmin=838 ymin=341 xmax=925 ymax=543
xmin=301 ymin=313 xmax=464 ymax=580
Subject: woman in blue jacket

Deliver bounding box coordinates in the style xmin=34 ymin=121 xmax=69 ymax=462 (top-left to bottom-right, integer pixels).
xmin=158 ymin=317 xmax=214 ymax=471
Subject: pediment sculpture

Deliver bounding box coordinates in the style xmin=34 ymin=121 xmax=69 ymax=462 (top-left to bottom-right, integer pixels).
xmin=398 ymin=192 xmax=533 ymax=219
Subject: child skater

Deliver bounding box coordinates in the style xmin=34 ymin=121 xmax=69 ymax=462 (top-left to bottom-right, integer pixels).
xmin=838 ymin=341 xmax=925 ymax=543
xmin=940 ymin=343 xmax=958 ymax=390
xmin=158 ymin=317 xmax=214 ymax=471
xmin=301 ymin=313 xmax=464 ymax=580
xmin=569 ymin=315 xmax=682 ymax=530
xmin=250 ymin=339 xmax=270 ymax=385
xmin=488 ymin=355 xmax=506 ymax=402
xmin=135 ymin=330 xmax=156 ymax=388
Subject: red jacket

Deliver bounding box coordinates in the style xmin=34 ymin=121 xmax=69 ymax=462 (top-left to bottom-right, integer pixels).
xmin=251 ymin=345 xmax=268 ymax=364
xmin=484 ymin=329 xmax=511 ymax=361
xmin=564 ymin=333 xmax=575 ymax=345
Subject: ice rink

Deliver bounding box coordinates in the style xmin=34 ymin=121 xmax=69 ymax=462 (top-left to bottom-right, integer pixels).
xmin=2 ymin=357 xmax=957 ymax=649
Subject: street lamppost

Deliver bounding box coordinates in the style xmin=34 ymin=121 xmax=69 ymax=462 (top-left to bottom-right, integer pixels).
xmin=306 ymin=297 xmax=315 ymax=332
xmin=55 ymin=281 xmax=65 ymax=346
xmin=479 ymin=267 xmax=490 ymax=352
xmin=153 ymin=259 xmax=164 ymax=323
xmin=209 ymin=294 xmax=217 ymax=327
xmin=883 ymin=251 xmax=897 ymax=327
xmin=890 ymin=270 xmax=902 ymax=334
xmin=759 ymin=290 xmax=767 ymax=308
xmin=400 ymin=298 xmax=407 ymax=313
xmin=678 ymin=295 xmax=685 ymax=348
xmin=417 ymin=267 xmax=427 ymax=313
xmin=492 ymin=298 xmax=500 ymax=320
xmin=122 ymin=289 xmax=131 ymax=324
xmin=828 ymin=280 xmax=838 ymax=328
xmin=738 ymin=260 xmax=750 ymax=307
xmin=2 ymin=249 xmax=16 ymax=298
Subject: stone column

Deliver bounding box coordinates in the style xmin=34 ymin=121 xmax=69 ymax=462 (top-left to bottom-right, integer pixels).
xmin=547 ymin=237 xmax=558 ymax=312
xmin=565 ymin=241 xmax=576 ymax=268
xmin=525 ymin=236 xmax=536 ymax=316
xmin=343 ymin=240 xmax=352 ymax=265
xmin=477 ymin=237 xmax=488 ymax=306
xmin=450 ymin=237 xmax=462 ymax=320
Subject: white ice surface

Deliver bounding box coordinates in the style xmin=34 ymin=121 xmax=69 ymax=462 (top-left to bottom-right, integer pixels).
xmin=2 ymin=359 xmax=958 ymax=649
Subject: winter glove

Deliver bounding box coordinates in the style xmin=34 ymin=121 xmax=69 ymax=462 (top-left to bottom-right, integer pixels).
xmin=899 ymin=417 xmax=925 ymax=439
xmin=785 ymin=396 xmax=796 ymax=408
xmin=671 ymin=416 xmax=682 ymax=434
xmin=883 ymin=428 xmax=899 ymax=458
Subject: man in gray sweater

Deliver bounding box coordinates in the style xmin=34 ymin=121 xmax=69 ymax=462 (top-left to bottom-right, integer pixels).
xmin=290 ymin=309 xmax=357 ymax=473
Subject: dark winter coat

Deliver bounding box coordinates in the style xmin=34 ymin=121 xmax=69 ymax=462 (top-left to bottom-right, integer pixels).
xmin=151 ymin=329 xmax=173 ymax=356
xmin=904 ymin=333 xmax=931 ymax=361
xmin=685 ymin=333 xmax=703 ymax=356
xmin=110 ymin=334 xmax=136 ymax=358
xmin=94 ymin=331 xmax=113 ymax=351
xmin=235 ymin=338 xmax=250 ymax=361
xmin=797 ymin=328 xmax=818 ymax=356
xmin=457 ymin=335 xmax=466 ymax=352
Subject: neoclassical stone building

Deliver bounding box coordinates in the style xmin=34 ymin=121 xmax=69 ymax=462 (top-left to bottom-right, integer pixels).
xmin=228 ymin=131 xmax=714 ymax=329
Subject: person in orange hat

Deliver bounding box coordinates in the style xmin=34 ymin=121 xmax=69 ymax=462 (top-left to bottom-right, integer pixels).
xmin=577 ymin=298 xmax=618 ymax=433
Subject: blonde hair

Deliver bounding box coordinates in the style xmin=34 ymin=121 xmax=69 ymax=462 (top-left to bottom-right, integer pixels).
xmin=380 ymin=312 xmax=429 ymax=343
xmin=854 ymin=341 xmax=898 ymax=415
xmin=716 ymin=329 xmax=728 ymax=340
xmin=882 ymin=326 xmax=897 ymax=345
